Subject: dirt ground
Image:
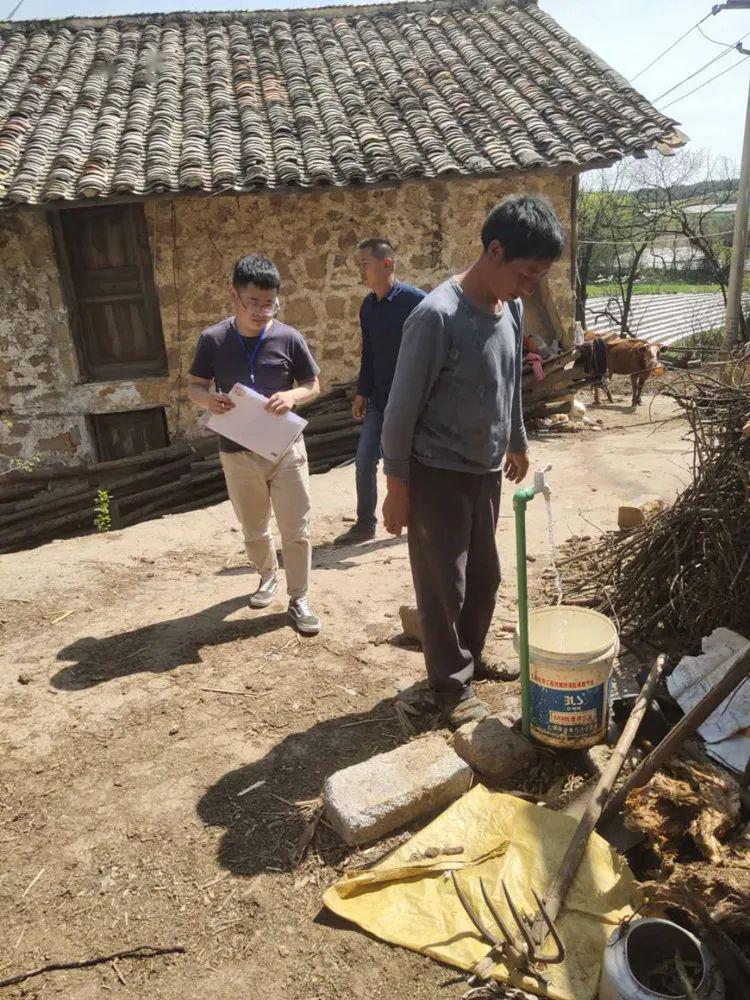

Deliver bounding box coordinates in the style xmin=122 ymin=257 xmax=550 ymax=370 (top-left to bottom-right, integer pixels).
xmin=0 ymin=390 xmax=693 ymax=999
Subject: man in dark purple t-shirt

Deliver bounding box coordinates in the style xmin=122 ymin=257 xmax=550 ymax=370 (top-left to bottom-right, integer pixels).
xmin=188 ymin=254 xmax=322 ymax=635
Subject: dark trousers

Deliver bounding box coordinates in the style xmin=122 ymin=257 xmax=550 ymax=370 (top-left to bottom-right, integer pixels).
xmin=407 ymin=459 xmax=502 ymax=700
xmin=355 ymin=405 xmax=384 ymax=529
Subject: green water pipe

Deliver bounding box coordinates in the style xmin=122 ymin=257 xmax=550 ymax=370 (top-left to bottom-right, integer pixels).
xmin=513 ymin=465 xmax=552 ymax=740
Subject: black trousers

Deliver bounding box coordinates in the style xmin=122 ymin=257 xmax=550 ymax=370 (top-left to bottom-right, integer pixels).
xmin=407 ymin=458 xmax=502 ymax=700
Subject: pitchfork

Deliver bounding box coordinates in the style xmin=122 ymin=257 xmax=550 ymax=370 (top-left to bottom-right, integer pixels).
xmin=451 ymin=873 xmax=564 ymax=985
xmin=452 ymin=655 xmax=666 ymax=985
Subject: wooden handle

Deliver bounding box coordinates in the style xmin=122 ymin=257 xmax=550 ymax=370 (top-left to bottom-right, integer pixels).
xmin=531 ymin=654 xmax=666 ymax=943
xmin=600 ymin=646 xmax=750 ymax=824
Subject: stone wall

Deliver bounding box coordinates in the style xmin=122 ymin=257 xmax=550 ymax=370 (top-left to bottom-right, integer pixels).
xmin=0 ymin=171 xmax=574 ymax=468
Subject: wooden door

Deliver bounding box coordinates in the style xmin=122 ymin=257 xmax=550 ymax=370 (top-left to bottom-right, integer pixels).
xmin=51 ymin=204 xmax=167 ymax=381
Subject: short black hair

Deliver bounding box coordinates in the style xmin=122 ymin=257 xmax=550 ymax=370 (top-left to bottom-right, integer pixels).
xmin=481 ymin=195 xmax=564 ymax=262
xmin=358 ymin=237 xmax=395 ymax=260
xmin=233 ymin=254 xmax=281 ymax=291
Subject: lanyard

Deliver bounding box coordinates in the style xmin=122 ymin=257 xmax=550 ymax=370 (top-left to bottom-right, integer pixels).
xmin=232 ymin=320 xmax=269 ymax=386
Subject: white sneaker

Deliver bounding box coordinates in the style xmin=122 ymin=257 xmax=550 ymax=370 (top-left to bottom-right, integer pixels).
xmin=288 ymin=596 xmax=321 ymax=635
xmin=248 ymin=573 xmax=278 ymax=609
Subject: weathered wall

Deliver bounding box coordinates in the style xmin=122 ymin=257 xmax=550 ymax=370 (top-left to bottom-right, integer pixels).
xmin=0 ymin=171 xmax=574 ymax=468
xmin=0 ymin=211 xmax=173 ymax=467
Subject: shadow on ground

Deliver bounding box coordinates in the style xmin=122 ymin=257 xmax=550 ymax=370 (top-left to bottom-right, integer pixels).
xmin=196 ymin=695 xmax=412 ymax=877
xmin=52 ymin=596 xmax=290 ymax=689
xmin=315 ymin=535 xmax=406 ymax=569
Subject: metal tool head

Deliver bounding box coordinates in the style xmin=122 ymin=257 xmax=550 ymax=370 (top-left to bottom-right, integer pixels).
xmin=451 ymin=873 xmax=565 ymax=981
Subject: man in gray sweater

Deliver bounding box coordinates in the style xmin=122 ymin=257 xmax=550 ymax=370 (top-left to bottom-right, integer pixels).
xmin=381 ymin=195 xmax=565 ymax=728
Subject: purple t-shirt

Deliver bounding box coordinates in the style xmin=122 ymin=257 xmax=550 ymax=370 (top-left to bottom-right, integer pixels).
xmin=190 ymin=317 xmax=320 ymax=453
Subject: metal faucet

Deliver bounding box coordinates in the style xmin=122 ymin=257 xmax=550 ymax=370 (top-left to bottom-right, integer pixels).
xmin=533 ymin=464 xmax=552 ymax=498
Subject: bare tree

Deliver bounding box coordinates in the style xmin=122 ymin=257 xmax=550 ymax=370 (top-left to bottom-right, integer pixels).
xmin=648 ymin=150 xmax=739 ymax=334
xmin=579 ymin=161 xmax=670 ymax=335
xmin=578 ymin=150 xmax=740 ymax=337
xmin=575 ymin=170 xmax=612 ymax=325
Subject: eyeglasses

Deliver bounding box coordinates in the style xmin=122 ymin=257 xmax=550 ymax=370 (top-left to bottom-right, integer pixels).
xmin=237 ymin=296 xmax=278 ymax=315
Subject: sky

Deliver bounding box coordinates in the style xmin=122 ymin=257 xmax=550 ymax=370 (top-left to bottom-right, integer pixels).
xmin=3 ymin=0 xmax=749 ymax=169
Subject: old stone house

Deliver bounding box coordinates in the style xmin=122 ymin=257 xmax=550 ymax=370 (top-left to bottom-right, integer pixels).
xmin=0 ymin=0 xmax=682 ymax=468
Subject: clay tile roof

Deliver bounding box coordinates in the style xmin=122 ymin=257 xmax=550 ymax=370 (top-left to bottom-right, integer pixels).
xmin=0 ymin=0 xmax=685 ymax=205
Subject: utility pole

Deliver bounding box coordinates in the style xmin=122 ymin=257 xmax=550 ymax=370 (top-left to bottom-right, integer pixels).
xmin=717 ymin=1 xmax=750 ymax=347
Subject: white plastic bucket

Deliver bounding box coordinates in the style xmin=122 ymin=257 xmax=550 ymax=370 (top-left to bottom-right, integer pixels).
xmin=514 ymin=606 xmax=619 ymax=749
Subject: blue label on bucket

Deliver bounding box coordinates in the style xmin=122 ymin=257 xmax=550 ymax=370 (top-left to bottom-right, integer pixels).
xmin=530 ymin=677 xmax=609 ymax=742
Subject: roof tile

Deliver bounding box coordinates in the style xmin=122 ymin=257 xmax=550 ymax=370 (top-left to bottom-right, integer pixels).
xmin=0 ymin=0 xmax=684 ymax=205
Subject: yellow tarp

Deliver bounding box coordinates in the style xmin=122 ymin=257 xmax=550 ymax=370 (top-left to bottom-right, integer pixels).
xmin=323 ymin=786 xmax=641 ymax=1000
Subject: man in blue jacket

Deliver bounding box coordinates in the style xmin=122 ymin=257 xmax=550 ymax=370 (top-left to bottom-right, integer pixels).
xmin=334 ymin=239 xmax=424 ymax=546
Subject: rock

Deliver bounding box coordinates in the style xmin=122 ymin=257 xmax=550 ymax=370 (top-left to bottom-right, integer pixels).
xmin=17 ymin=671 xmax=32 ymax=685
xmin=493 ymin=693 xmax=522 ymax=730
xmin=168 ymin=725 xmax=179 ymax=736
xmin=324 ymin=733 xmax=471 ymax=846
xmin=584 ymin=743 xmax=612 ymax=776
xmin=742 ymin=420 xmax=750 ymax=439
xmin=452 ymin=716 xmax=538 ymax=783
xmin=617 ymin=495 xmax=665 ymax=530
xmin=399 ymin=605 xmax=422 ymax=644
xmin=569 ymin=398 xmax=587 ymax=421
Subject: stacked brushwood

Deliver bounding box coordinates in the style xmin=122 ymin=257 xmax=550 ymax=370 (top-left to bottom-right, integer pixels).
xmin=299 ymin=383 xmax=360 ymax=474
xmin=0 ymin=443 xmax=226 ymax=554
xmin=547 ymin=365 xmax=750 ymax=645
xmin=0 ymin=384 xmax=360 ymax=553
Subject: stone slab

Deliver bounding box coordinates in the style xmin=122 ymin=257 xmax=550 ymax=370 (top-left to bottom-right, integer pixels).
xmin=324 ymin=733 xmax=471 ymax=846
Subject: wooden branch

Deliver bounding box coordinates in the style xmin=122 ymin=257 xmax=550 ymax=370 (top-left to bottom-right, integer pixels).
xmin=122 ymin=486 xmax=227 ymax=528
xmin=532 ymin=655 xmax=665 ymax=942
xmin=100 ymin=454 xmax=194 ymax=494
xmin=0 ymin=484 xmax=94 ymax=528
xmin=304 ymin=425 xmax=361 ymax=447
xmin=118 ymin=467 xmax=223 ymax=510
xmin=305 ymin=411 xmax=356 ymax=433
xmin=0 ymin=944 xmax=185 ymax=990
xmin=0 ymin=505 xmax=94 ymax=548
xmin=2 ymin=443 xmax=192 ymax=484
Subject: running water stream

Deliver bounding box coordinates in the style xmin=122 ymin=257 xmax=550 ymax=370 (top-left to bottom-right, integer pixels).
xmin=544 ymin=491 xmax=563 ymax=606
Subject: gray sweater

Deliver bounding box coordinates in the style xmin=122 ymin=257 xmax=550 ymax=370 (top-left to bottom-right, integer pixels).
xmin=382 ymin=278 xmax=527 ymax=480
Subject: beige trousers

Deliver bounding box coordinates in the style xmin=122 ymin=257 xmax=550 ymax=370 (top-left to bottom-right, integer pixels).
xmin=220 ymin=439 xmax=311 ymax=599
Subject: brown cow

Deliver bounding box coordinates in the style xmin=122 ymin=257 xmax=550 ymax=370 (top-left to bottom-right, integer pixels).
xmin=591 ymin=337 xmax=663 ymax=408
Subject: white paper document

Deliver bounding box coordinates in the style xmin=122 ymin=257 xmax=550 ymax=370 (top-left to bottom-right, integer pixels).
xmin=667 ymin=627 xmax=750 ymax=774
xmin=207 ymin=383 xmax=307 ymax=462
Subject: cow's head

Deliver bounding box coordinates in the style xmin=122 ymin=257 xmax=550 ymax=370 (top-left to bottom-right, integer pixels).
xmin=640 ymin=342 xmax=661 ymax=374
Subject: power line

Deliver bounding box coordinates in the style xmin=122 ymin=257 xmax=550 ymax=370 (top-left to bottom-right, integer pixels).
xmin=653 ymin=29 xmax=750 ymax=101
xmin=5 ymin=0 xmax=25 ymax=18
xmin=660 ymin=54 xmax=750 ymax=109
xmin=579 ymin=230 xmax=735 ymax=246
xmin=698 ymin=21 xmax=745 ymax=47
xmin=630 ymin=10 xmax=716 ymax=83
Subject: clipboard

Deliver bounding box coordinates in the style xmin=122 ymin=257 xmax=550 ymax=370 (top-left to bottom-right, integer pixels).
xmin=207 ymin=383 xmax=307 ymax=461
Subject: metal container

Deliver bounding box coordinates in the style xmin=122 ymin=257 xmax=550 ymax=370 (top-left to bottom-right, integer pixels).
xmin=599 ymin=918 xmax=725 ymax=1000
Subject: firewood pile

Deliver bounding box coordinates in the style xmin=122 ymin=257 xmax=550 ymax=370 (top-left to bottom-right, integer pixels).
xmin=0 ymin=385 xmax=360 ymax=553
xmin=299 ymin=383 xmax=360 ymax=474
xmin=520 ymin=347 xmax=592 ymax=420
xmin=545 ymin=365 xmax=750 ymax=644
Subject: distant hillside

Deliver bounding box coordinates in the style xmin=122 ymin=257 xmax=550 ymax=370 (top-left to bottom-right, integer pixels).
xmin=635 ymin=177 xmax=739 ymax=204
